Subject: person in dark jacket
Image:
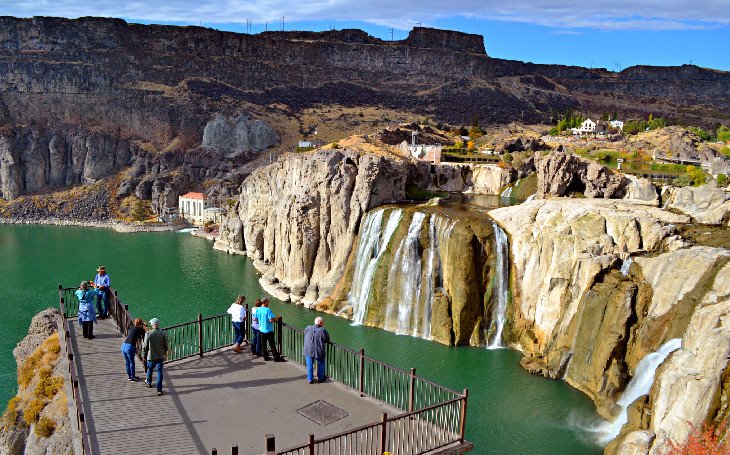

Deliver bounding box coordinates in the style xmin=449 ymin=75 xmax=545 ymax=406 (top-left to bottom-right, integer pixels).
xmin=303 ymin=317 xmax=330 ymax=384
xmin=142 ymin=318 xmax=169 ymax=396
xmin=121 ymin=318 xmax=146 ymax=382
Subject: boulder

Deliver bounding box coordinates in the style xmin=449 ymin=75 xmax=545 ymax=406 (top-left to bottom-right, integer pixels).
xmin=624 ymin=177 xmax=659 ymax=206
xmin=536 ymin=152 xmax=630 ymax=199
xmin=664 ymin=181 xmax=730 ymax=225
xmin=202 ymin=114 xmax=279 ymax=157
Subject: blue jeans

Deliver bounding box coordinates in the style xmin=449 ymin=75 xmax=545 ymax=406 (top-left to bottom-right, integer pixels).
xmin=96 ymin=289 xmax=109 ymax=317
xmin=306 ymin=356 xmax=326 ymax=383
xmin=121 ymin=342 xmax=136 ymax=378
xmin=146 ymin=360 xmax=164 ymax=392
xmin=251 ymin=328 xmax=261 ymax=355
xmin=232 ymin=321 xmax=244 ymax=345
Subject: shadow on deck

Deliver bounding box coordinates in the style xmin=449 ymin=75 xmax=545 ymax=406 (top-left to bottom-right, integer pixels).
xmin=70 ymin=319 xmax=398 ymax=455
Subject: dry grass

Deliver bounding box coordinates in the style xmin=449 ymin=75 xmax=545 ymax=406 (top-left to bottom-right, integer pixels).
xmin=23 ymin=398 xmax=46 ymax=425
xmin=34 ymin=416 xmax=56 ymax=438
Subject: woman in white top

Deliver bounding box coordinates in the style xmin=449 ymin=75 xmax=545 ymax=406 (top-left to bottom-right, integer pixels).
xmin=227 ymin=295 xmax=246 ymax=353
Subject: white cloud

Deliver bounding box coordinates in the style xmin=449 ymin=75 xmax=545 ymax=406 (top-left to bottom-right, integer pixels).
xmin=2 ymin=0 xmax=729 ymax=31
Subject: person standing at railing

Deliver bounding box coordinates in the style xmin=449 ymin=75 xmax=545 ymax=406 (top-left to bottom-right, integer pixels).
xmin=76 ymin=281 xmax=98 ymax=339
xmin=256 ymin=298 xmax=284 ymax=362
xmin=143 ymin=318 xmax=169 ymax=396
xmin=304 ymin=317 xmax=330 ymax=384
xmin=250 ymin=299 xmax=262 ymax=356
xmin=227 ymin=295 xmax=246 ymax=353
xmin=122 ymin=318 xmax=146 ymax=382
xmin=92 ymin=265 xmax=111 ymax=319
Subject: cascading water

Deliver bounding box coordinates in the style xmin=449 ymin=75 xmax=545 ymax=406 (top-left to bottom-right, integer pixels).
xmin=384 ymin=212 xmax=426 ymax=334
xmin=597 ymin=338 xmax=683 ymax=444
xmin=350 ymin=208 xmax=403 ymax=325
xmin=487 ymin=221 xmax=509 ymax=349
xmin=620 ymin=257 xmax=633 ymax=276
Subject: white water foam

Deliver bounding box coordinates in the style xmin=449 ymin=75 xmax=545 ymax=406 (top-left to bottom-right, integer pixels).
xmin=350 ymin=208 xmax=403 ymax=325
xmin=487 ymin=222 xmax=509 ymax=349
xmin=620 ymin=257 xmax=633 ymax=276
xmin=597 ymin=338 xmax=682 ymax=444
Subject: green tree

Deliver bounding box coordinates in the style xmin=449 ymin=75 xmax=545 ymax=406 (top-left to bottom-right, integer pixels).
xmin=131 ymin=199 xmax=152 ymax=221
xmin=717 ymin=125 xmax=730 ymax=143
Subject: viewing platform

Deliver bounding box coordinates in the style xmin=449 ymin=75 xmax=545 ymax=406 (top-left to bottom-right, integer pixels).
xmin=56 ymin=286 xmax=472 ymax=455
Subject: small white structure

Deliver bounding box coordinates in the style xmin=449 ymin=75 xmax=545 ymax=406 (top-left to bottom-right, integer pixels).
xmin=179 ymin=192 xmax=211 ymax=225
xmin=203 ymin=207 xmax=226 ymax=224
xmin=578 ymin=119 xmax=597 ymax=134
xmin=399 ymin=132 xmax=442 ymax=164
xmin=298 ymin=140 xmax=325 ymax=149
xmin=609 ymin=120 xmax=624 ymax=130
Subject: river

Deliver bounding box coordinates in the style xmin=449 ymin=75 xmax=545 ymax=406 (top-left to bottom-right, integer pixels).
xmin=0 ymin=224 xmax=603 ymax=454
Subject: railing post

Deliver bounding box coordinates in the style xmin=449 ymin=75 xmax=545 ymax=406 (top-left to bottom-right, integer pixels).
xmin=231 ymin=445 xmax=238 ymax=455
xmin=124 ymin=304 xmax=130 ymax=335
xmin=459 ymin=388 xmax=469 ymax=444
xmin=359 ymin=348 xmax=365 ymax=397
xmin=212 ymin=449 xmax=217 ymax=455
xmin=276 ymin=318 xmax=283 ymax=356
xmin=308 ymin=434 xmax=315 ymax=455
xmin=198 ymin=313 xmax=204 ymax=357
xmin=245 ymin=303 xmax=250 ymax=343
xmin=409 ymin=368 xmax=417 ymax=412
xmin=380 ymin=412 xmax=388 ymax=454
xmin=265 ymin=434 xmax=275 ymax=454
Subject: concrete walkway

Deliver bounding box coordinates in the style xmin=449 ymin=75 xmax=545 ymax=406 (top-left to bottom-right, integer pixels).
xmin=70 ymin=318 xmax=398 ymax=455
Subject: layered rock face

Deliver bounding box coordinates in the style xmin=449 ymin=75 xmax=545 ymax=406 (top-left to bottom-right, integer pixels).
xmin=490 ymin=198 xmax=730 ymax=452
xmin=215 ymin=150 xmax=409 ymax=303
xmin=413 ymin=162 xmax=513 ymax=195
xmin=318 ymin=204 xmax=500 ymax=346
xmin=536 ymin=152 xmax=630 ymax=199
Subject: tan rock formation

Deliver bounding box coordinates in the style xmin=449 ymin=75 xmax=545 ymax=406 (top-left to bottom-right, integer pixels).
xmin=664 ymin=181 xmax=730 ymax=225
xmin=536 ymin=152 xmax=630 ymax=199
xmin=215 ymin=150 xmax=409 ymax=303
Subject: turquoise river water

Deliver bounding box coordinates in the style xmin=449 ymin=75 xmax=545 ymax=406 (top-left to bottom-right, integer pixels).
xmin=0 ymin=224 xmax=604 ymax=454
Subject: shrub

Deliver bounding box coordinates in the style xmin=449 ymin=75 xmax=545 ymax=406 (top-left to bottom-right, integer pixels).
xmin=23 ymin=399 xmax=46 ymax=425
xmin=34 ymin=417 xmax=56 ymax=438
xmin=674 ymin=174 xmax=693 ymax=187
xmin=3 ymin=397 xmax=21 ymax=428
xmin=717 ymin=174 xmax=728 ymax=187
xmin=720 ymin=147 xmax=730 ymax=158
xmin=35 ymin=376 xmax=64 ymax=400
xmin=717 ymin=125 xmax=730 ymax=143
xmin=668 ymin=421 xmax=728 ymax=455
xmin=331 ymin=142 xmax=339 ymax=149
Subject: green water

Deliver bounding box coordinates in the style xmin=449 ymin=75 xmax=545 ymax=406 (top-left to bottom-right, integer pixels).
xmin=0 ymin=224 xmax=604 ymax=455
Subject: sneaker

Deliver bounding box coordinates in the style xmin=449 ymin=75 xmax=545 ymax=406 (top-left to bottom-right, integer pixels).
xmin=263 ymin=357 xmax=272 ymax=361
xmin=274 ymin=357 xmax=286 ymax=362
xmin=157 ymin=391 xmax=163 ymax=396
xmin=317 ymin=377 xmax=328 ymax=383
xmin=128 ymin=377 xmax=134 ymax=382
xmin=308 ymin=380 xmax=314 ymax=384
xmin=145 ymin=381 xmax=152 ymax=388
xmin=88 ymin=335 xmax=96 ymax=339
xmin=130 ymin=376 xmax=140 ymax=382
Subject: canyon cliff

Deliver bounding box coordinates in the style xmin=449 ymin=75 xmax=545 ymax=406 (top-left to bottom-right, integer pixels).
xmin=2 ymin=16 xmax=730 ymax=215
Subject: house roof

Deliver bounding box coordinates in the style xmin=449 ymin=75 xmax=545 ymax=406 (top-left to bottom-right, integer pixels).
xmin=181 ymin=192 xmax=206 ymax=200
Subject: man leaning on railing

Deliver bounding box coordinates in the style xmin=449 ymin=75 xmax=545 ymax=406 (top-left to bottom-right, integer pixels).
xmin=303 ymin=317 xmax=330 ymax=384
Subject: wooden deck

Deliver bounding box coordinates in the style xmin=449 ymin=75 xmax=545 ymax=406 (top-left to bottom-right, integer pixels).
xmin=70 ymin=319 xmax=398 ymax=455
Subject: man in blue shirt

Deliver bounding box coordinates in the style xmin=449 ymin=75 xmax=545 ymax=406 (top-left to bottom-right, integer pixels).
xmin=93 ymin=265 xmax=111 ymax=318
xmin=255 ymin=298 xmax=283 ymax=362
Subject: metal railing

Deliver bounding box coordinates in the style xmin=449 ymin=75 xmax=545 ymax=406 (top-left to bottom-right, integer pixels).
xmin=273 ymin=320 xmax=469 ymax=455
xmin=59 ymin=286 xmax=468 ymax=455
xmin=57 ymin=286 xmax=93 ymax=455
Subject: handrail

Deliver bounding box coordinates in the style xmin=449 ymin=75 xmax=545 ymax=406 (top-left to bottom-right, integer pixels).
xmin=59 ymin=286 xmax=468 ymax=455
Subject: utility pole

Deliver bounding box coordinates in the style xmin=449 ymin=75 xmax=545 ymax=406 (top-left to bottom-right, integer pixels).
xmin=246 ymin=19 xmax=252 ymax=34
xmin=388 ymin=28 xmax=394 ymax=41
xmin=281 ymin=16 xmax=285 ymax=31
xmin=589 ymin=60 xmax=594 ymax=69
xmin=265 ymin=21 xmax=268 ymax=31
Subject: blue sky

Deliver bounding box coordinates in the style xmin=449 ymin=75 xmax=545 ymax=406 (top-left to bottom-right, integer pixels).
xmin=3 ymin=1 xmax=729 ymax=71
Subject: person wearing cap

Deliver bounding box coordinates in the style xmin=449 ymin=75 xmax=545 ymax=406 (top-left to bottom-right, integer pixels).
xmin=227 ymin=295 xmax=246 ymax=353
xmin=75 ymin=281 xmax=99 ymax=339
xmin=256 ymin=298 xmax=283 ymax=361
xmin=93 ymin=266 xmax=111 ymax=319
xmin=303 ymin=317 xmax=330 ymax=384
xmin=142 ymin=318 xmax=169 ymax=396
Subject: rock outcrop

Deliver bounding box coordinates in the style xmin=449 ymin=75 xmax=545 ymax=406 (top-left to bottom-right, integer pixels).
xmin=623 ymin=177 xmax=660 ymax=206
xmin=201 ymin=115 xmax=279 ymax=157
xmin=215 ymin=150 xmax=409 ymax=303
xmin=536 ymin=152 xmax=630 ymax=199
xmin=664 ymin=181 xmax=730 ymax=225
xmin=414 ymin=163 xmax=513 ymax=195
xmin=0 ymin=308 xmax=72 ymax=455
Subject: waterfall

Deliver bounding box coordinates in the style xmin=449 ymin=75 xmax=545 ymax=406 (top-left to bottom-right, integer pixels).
xmin=415 ymin=215 xmax=438 ymax=339
xmin=598 ymin=338 xmax=682 ymax=444
xmin=487 ymin=222 xmax=509 ymax=349
xmin=525 ymin=193 xmax=536 ymax=202
xmin=620 ymin=257 xmax=633 ymax=276
xmin=500 ymin=186 xmax=513 ymax=199
xmin=384 ymin=212 xmax=426 ymax=334
xmin=350 ymin=208 xmax=403 ymax=325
